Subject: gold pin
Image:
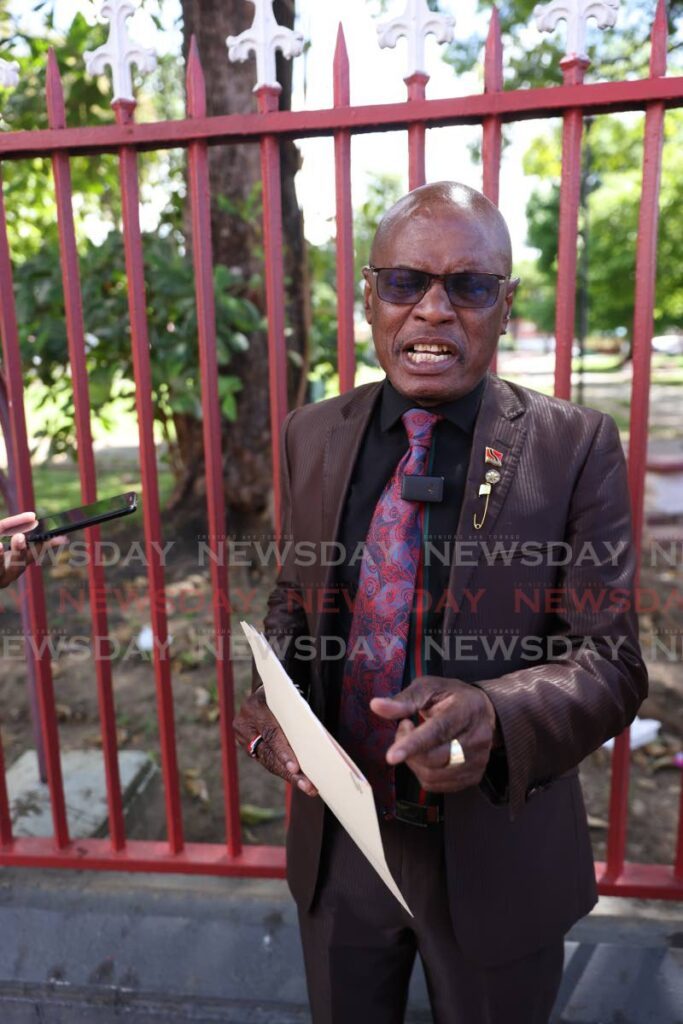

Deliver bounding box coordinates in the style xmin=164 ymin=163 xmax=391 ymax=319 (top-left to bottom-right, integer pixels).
xmin=474 ymin=451 xmax=503 ymax=530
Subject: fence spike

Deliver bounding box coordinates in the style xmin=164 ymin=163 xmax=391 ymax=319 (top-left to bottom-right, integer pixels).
xmin=485 ymin=5 xmax=503 ymax=93
xmin=84 ymin=0 xmax=157 ymax=106
xmin=333 ymin=23 xmax=350 ymax=107
xmin=376 ymin=0 xmax=455 ymax=79
xmin=534 ymin=0 xmax=619 ymax=65
xmin=226 ymin=0 xmax=304 ymax=94
xmin=186 ymin=34 xmax=206 ymax=119
xmin=46 ymin=48 xmax=66 ymax=130
xmin=650 ymin=0 xmax=668 ymax=78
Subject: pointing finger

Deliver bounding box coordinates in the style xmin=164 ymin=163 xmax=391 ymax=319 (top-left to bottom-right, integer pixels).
xmin=385 ymin=714 xmax=453 ymax=766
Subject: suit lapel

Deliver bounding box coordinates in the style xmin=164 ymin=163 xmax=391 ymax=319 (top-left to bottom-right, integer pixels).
xmin=320 ymin=382 xmax=383 ymax=546
xmin=444 ymin=375 xmax=527 ymax=633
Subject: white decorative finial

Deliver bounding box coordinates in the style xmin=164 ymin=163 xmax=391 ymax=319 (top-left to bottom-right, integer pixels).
xmin=227 ymin=0 xmax=304 ymax=92
xmin=534 ymin=0 xmax=619 ymax=62
xmin=377 ymin=0 xmax=455 ymax=78
xmin=84 ymin=0 xmax=157 ymax=104
xmin=0 ymin=56 xmax=19 ymax=90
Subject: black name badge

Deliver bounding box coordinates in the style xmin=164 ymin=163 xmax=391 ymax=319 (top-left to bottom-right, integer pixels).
xmin=401 ymin=475 xmax=444 ymax=503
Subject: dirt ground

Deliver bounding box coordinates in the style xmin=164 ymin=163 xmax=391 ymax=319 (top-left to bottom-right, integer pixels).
xmin=0 ymin=506 xmax=681 ymax=865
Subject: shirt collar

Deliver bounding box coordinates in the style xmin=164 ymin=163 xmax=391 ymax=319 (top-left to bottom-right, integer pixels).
xmin=379 ymin=376 xmax=486 ymax=435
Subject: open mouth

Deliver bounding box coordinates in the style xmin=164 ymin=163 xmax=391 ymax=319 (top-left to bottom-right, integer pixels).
xmin=401 ymin=341 xmax=459 ymax=367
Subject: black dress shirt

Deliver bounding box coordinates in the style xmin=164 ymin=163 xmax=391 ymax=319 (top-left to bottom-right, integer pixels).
xmin=326 ymin=377 xmax=485 ymax=806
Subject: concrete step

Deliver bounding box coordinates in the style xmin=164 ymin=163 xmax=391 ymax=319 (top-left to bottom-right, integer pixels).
xmin=0 ymin=869 xmax=680 ymax=1023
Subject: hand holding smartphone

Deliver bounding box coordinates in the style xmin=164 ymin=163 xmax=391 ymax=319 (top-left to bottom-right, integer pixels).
xmin=23 ymin=491 xmax=138 ymax=542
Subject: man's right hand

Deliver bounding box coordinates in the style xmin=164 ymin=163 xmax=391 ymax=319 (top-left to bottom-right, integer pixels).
xmin=233 ymin=686 xmax=318 ymax=797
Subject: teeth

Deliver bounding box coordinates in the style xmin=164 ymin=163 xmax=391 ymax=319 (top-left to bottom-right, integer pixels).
xmin=411 ymin=343 xmax=452 ymax=354
xmin=407 ymin=351 xmax=451 ymax=364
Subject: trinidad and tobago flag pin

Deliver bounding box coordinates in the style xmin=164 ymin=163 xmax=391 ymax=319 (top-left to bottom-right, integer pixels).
xmin=484 ymin=446 xmax=504 ymax=468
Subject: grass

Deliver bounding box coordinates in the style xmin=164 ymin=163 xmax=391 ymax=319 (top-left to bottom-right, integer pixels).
xmin=571 ymin=354 xmax=625 ymax=372
xmin=30 ymin=462 xmax=175 ymax=515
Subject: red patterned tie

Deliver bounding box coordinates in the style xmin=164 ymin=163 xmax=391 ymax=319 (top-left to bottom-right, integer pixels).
xmin=338 ymin=409 xmax=441 ymax=812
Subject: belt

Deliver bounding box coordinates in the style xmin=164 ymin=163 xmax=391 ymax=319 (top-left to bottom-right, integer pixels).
xmin=390 ymin=799 xmax=443 ymax=828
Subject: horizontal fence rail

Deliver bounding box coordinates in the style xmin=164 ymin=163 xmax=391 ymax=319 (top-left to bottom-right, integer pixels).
xmin=0 ymin=0 xmax=680 ymax=899
xmin=2 ymin=77 xmax=683 ymax=158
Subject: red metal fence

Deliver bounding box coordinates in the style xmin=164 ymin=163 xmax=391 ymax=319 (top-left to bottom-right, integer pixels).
xmin=0 ymin=1 xmax=681 ymax=898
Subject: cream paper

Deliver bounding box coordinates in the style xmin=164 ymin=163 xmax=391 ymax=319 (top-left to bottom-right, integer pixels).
xmin=241 ymin=621 xmax=412 ymax=916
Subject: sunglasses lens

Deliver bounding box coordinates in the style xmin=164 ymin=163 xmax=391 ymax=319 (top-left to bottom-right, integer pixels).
xmin=376 ymin=268 xmax=429 ymax=304
xmin=446 ymin=273 xmax=500 ymax=308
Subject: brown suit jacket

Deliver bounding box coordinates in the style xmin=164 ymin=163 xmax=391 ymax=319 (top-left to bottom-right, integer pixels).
xmin=262 ymin=373 xmax=647 ymax=967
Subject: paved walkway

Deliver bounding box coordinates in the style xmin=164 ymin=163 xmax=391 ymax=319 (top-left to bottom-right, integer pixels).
xmin=0 ymin=868 xmax=680 ymax=1023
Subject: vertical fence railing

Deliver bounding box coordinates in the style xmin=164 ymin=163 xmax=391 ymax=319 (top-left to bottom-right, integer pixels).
xmin=114 ymin=97 xmax=183 ymax=853
xmin=257 ymin=85 xmax=289 ymax=533
xmin=0 ymin=170 xmax=70 ymax=849
xmin=554 ymin=53 xmax=589 ymax=401
xmin=333 ymin=26 xmax=356 ymax=394
xmin=605 ymin=0 xmax=671 ymax=886
xmin=482 ymin=6 xmax=503 ymax=375
xmin=406 ymin=71 xmax=428 ymax=190
xmin=482 ymin=6 xmax=503 ymax=208
xmin=0 ymin=8 xmax=681 ymax=895
xmin=186 ymin=37 xmax=243 ymax=857
xmin=46 ymin=49 xmax=126 ymax=851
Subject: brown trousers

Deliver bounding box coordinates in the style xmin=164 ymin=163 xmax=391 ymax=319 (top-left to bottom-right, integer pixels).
xmin=298 ymin=816 xmax=564 ymax=1024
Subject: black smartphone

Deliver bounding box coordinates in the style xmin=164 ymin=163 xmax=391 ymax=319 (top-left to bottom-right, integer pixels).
xmin=23 ymin=492 xmax=138 ymax=542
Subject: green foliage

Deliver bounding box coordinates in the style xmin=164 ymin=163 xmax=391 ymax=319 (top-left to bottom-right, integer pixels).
xmin=441 ymin=0 xmax=683 ymax=87
xmin=520 ymin=110 xmax=683 ymax=338
xmin=14 ymin=225 xmax=262 ymax=460
xmin=0 ymin=3 xmax=262 ymax=490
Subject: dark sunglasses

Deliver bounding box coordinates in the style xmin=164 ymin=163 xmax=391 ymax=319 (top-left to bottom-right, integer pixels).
xmin=368 ymin=266 xmax=508 ymax=309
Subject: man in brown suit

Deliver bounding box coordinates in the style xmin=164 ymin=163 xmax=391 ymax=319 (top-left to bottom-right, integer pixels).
xmin=234 ymin=182 xmax=647 ymax=1024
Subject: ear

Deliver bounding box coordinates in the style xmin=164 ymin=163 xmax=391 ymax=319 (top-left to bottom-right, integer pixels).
xmin=500 ymin=277 xmax=519 ymax=334
xmin=362 ymin=269 xmax=373 ymax=324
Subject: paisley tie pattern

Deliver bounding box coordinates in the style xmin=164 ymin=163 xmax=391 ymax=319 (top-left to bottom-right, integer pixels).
xmin=338 ymin=409 xmax=441 ymax=813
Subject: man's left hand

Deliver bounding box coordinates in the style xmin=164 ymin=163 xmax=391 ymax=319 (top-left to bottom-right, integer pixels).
xmin=370 ymin=676 xmax=499 ymax=793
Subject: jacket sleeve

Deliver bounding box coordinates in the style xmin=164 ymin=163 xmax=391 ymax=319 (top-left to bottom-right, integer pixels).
xmin=475 ymin=413 xmax=648 ymax=817
xmin=252 ymin=408 xmax=311 ymax=698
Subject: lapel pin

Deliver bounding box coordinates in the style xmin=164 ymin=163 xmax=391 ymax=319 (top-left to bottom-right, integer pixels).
xmin=474 ymin=449 xmax=504 ymax=530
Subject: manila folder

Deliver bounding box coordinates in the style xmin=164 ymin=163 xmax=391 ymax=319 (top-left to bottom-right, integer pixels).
xmin=241 ymin=621 xmax=412 ymax=916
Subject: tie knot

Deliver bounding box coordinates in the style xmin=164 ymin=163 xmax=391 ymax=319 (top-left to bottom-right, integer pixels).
xmin=402 ymin=409 xmax=442 ymax=449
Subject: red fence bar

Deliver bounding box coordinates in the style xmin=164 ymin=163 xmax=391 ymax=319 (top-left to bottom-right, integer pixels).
xmin=405 ymin=72 xmax=428 ymax=190
xmin=483 ymin=6 xmax=503 ymax=376
xmin=46 ymin=50 xmax=126 ymax=852
xmin=676 ymin=779 xmax=683 ymax=882
xmin=482 ymin=6 xmax=503 ymax=206
xmin=0 ymin=169 xmax=70 ymax=848
xmin=0 ymin=727 xmax=12 ymax=845
xmin=257 ymin=86 xmax=289 ymax=532
xmin=114 ymin=100 xmax=184 ymax=853
xmin=0 ymin=835 xmax=285 ymax=876
xmin=333 ymin=25 xmax=355 ymax=394
xmin=0 ymin=9 xmax=680 ymax=899
xmin=186 ymin=38 xmax=242 ymax=858
xmin=553 ymin=56 xmax=588 ymax=400
xmin=603 ymin=0 xmax=667 ymax=887
xmin=4 ymin=76 xmax=683 ymax=160
xmin=0 ymin=375 xmax=46 ymax=782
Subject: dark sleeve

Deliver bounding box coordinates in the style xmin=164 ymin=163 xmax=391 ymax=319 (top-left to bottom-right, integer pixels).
xmin=252 ymin=409 xmax=311 ymax=698
xmin=475 ymin=414 xmax=648 ymax=817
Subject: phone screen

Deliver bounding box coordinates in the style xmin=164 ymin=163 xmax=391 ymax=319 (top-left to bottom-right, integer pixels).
xmin=25 ymin=492 xmax=138 ymax=541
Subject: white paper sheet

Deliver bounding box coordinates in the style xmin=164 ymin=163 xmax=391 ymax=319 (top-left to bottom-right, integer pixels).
xmin=241 ymin=621 xmax=412 ymax=916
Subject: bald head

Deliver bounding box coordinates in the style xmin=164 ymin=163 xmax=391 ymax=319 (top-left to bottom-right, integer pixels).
xmin=370 ymin=181 xmax=512 ymax=274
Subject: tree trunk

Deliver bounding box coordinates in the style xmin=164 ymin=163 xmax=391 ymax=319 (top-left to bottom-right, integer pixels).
xmin=178 ymin=0 xmax=308 ymax=534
